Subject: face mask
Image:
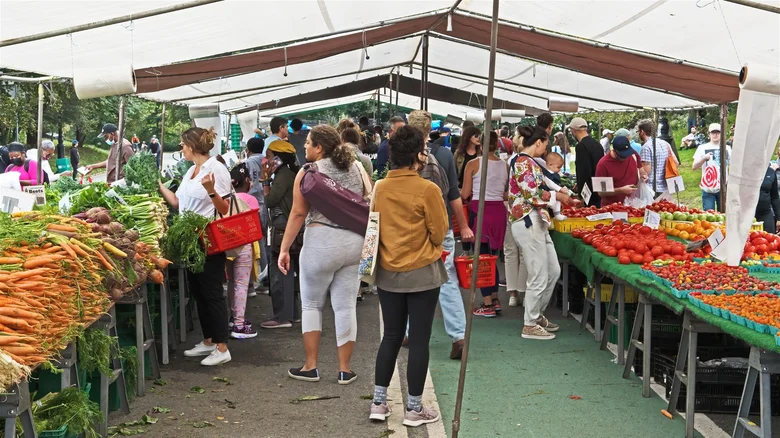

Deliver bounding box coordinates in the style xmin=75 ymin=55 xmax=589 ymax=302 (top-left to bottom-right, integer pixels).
xmin=12 ymin=157 xmax=24 ymax=166
xmin=105 ymin=139 xmax=115 ymax=146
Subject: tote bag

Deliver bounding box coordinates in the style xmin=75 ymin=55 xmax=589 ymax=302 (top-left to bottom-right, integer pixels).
xmin=358 ymin=181 xmax=381 ymax=284
xmin=665 ymin=144 xmax=680 ymax=179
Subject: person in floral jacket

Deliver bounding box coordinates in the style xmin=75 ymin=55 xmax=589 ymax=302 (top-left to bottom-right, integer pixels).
xmin=509 ymin=125 xmax=571 ymax=341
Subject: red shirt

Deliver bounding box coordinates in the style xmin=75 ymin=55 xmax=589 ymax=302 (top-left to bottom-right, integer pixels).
xmin=595 ymin=152 xmax=641 ymax=205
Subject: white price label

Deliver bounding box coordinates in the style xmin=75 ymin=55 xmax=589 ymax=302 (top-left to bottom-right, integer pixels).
xmin=643 ymin=209 xmax=661 ymax=229
xmin=612 ymin=211 xmax=629 ymax=222
xmin=581 ymin=184 xmax=592 ymax=205
xmin=707 ymin=227 xmax=725 ymax=250
xmin=586 ymin=213 xmax=613 ymax=221
xmin=666 ymin=176 xmax=685 ymax=194
xmin=592 ymin=177 xmax=615 ymax=193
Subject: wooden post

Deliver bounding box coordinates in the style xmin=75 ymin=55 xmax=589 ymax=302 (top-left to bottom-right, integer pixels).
xmin=451 ymin=1 xmax=500 ymax=437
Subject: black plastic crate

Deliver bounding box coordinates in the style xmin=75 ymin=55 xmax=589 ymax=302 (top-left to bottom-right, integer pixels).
xmin=665 ymin=377 xmax=780 ymax=415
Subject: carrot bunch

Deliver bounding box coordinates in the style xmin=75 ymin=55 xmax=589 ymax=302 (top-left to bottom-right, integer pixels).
xmin=0 ymin=214 xmax=113 ymax=377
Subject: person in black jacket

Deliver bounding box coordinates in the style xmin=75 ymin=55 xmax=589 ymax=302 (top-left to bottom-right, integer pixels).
xmin=755 ymin=164 xmax=780 ymax=234
xmin=570 ymin=117 xmax=604 ymax=207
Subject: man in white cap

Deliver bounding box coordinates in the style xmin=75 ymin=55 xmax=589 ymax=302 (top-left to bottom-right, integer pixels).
xmin=600 ymin=128 xmax=614 ymax=155
xmin=692 ymin=123 xmax=731 ymax=211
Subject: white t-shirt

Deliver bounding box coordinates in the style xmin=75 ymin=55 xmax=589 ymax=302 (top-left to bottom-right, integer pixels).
xmin=693 ymin=142 xmax=731 ymax=193
xmin=600 ymin=137 xmax=610 ymax=154
xmin=175 ymin=156 xmax=232 ymax=217
xmin=27 ymin=154 xmax=59 ymax=182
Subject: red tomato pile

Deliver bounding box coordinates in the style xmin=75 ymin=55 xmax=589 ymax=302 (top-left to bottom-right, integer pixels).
xmin=645 ymin=261 xmax=780 ymax=292
xmin=562 ymin=204 xmax=644 ymax=218
xmin=572 ymin=222 xmax=707 ymax=264
xmin=743 ymin=230 xmax=780 ymax=260
xmin=646 ymin=200 xmax=709 ymax=215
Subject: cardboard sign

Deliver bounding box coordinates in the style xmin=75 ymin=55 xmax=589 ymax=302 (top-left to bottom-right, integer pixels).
xmin=708 ymin=227 xmax=725 ymax=250
xmin=105 ymin=188 xmax=127 ymax=205
xmin=581 ymin=184 xmax=592 ymax=205
xmin=643 ymin=209 xmax=661 ymax=229
xmin=592 ymin=177 xmax=615 ymax=193
xmin=586 ymin=213 xmax=613 ymax=221
xmin=23 ymin=185 xmax=46 ymax=206
xmin=0 ymin=188 xmax=35 ymax=214
xmin=612 ymin=211 xmax=629 ymax=223
xmin=666 ymin=176 xmax=685 ymax=194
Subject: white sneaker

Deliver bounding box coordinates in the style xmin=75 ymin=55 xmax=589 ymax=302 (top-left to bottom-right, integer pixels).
xmin=508 ymin=295 xmax=518 ymax=307
xmin=521 ymin=324 xmax=556 ymax=340
xmin=247 ymin=290 xmax=258 ymax=298
xmin=200 ymin=348 xmax=231 ymax=366
xmin=184 ymin=341 xmax=216 ymax=357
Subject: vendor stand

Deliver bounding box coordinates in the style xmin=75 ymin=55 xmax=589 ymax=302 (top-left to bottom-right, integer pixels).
xmin=551 ymin=217 xmax=780 ymax=438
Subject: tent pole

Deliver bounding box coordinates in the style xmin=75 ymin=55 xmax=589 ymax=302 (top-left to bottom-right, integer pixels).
xmin=35 ymin=83 xmax=44 ymax=185
xmin=719 ymin=104 xmax=728 ymax=212
xmin=376 ymin=90 xmax=381 ymax=123
xmin=0 ymin=0 xmax=222 ymax=48
xmin=451 ymin=0 xmax=500 ymax=436
xmin=116 ymin=96 xmax=127 ymax=176
xmin=395 ymin=69 xmax=400 ymax=113
xmin=420 ymin=35 xmax=429 ymax=110
xmin=723 ymin=0 xmax=780 ymax=13
xmin=424 ymin=34 xmax=430 ymax=111
xmin=160 ymin=102 xmax=166 ymax=169
xmin=652 ymin=110 xmax=659 ymax=193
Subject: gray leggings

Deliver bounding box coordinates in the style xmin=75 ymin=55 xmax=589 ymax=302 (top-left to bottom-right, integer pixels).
xmin=299 ymin=226 xmax=363 ymax=346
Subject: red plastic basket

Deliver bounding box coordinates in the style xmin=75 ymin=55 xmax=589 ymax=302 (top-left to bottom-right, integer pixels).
xmin=204 ymin=208 xmax=263 ymax=255
xmin=441 ymin=251 xmax=450 ymax=262
xmin=454 ymin=255 xmax=497 ymax=288
xmin=452 ymin=205 xmax=469 ymax=236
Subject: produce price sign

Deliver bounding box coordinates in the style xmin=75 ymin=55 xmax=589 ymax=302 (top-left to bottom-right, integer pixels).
xmin=586 ymin=213 xmax=613 ymax=221
xmin=643 ymin=209 xmax=661 ymax=229
xmin=592 ymin=177 xmax=615 ymax=193
xmin=581 ymin=184 xmax=592 ymax=205
xmin=612 ymin=212 xmax=629 ymax=223
xmin=708 ymin=227 xmax=725 ymax=251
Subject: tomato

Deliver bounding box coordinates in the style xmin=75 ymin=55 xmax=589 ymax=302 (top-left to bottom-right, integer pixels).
xmin=618 ymin=255 xmax=631 ymax=265
xmin=640 ymin=226 xmax=652 ymax=234
xmin=756 ymin=244 xmax=768 ymax=254
xmin=651 ymin=246 xmax=664 ymax=257
xmin=753 ymin=237 xmax=768 ymax=246
xmin=606 ymin=248 xmax=617 ymax=257
xmin=635 ymin=243 xmax=648 ymax=254
xmin=671 ymin=246 xmax=684 ymax=256
xmin=643 ymin=255 xmax=655 ymax=263
xmin=630 ymin=253 xmax=645 ymax=264
xmin=583 ymin=235 xmax=594 ymax=245
xmin=615 ymin=241 xmax=626 ymax=250
xmin=746 ymin=245 xmax=756 ymax=254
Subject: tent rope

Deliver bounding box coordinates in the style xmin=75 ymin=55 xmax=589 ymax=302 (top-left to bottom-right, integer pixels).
xmin=362 ymin=31 xmax=370 ymax=60
xmin=283 ymin=47 xmax=288 ymax=77
xmin=716 ymin=0 xmax=744 ymax=67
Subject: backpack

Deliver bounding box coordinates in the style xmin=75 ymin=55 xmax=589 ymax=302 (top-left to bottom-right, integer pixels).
xmin=420 ymin=143 xmax=450 ymax=197
xmin=0 ymin=146 xmax=8 ymax=174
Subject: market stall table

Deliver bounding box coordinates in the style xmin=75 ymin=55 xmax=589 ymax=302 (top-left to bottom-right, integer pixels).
xmin=551 ymin=230 xmax=780 ymax=438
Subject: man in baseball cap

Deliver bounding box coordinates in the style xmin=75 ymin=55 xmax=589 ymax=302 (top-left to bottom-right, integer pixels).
xmin=569 ymin=117 xmax=604 ymax=207
xmin=595 ymin=136 xmax=647 ymax=206
xmin=87 ymin=122 xmax=134 ymax=183
xmin=600 ymin=128 xmax=614 ymax=154
xmin=692 ymin=122 xmax=730 ymax=211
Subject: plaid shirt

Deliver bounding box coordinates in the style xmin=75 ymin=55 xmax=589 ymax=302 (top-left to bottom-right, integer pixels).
xmin=640 ymin=137 xmax=671 ymax=192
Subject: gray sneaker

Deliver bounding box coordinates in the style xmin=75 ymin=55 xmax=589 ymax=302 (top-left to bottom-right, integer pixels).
xmin=537 ymin=316 xmax=559 ymax=332
xmin=522 ymin=324 xmax=556 ymax=340
xmin=260 ymin=319 xmax=292 ymax=329
xmin=403 ymin=406 xmax=440 ymax=427
xmin=369 ymin=402 xmax=391 ymax=421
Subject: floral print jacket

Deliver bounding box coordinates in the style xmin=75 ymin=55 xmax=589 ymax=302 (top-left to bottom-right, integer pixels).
xmin=508 ymin=153 xmax=557 ymax=225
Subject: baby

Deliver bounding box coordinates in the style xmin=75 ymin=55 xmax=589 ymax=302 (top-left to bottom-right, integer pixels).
xmin=542 ymin=152 xmax=568 ymax=220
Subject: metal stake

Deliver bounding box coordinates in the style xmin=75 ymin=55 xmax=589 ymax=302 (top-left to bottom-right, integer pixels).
xmin=719 ymin=103 xmax=728 ymax=212
xmin=451 ymin=0 xmax=500 ymax=436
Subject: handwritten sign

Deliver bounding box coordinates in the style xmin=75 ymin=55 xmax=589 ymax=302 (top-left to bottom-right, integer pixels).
xmin=592 ymin=177 xmax=615 ymax=193
xmin=666 ymin=176 xmax=685 ymax=194
xmin=23 ymin=185 xmax=46 ymax=206
xmin=643 ymin=209 xmax=661 ymax=229
xmin=586 ymin=213 xmax=613 ymax=221
xmin=581 ymin=184 xmax=592 ymax=205
xmin=708 ymin=227 xmax=725 ymax=250
xmin=612 ymin=211 xmax=629 ymax=223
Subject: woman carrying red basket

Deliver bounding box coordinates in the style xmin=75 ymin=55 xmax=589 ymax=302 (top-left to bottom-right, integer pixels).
xmin=159 ymin=127 xmax=233 ymax=365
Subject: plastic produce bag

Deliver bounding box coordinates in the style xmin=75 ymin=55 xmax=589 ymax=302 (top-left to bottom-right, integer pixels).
xmin=624 ymin=179 xmax=655 ymax=208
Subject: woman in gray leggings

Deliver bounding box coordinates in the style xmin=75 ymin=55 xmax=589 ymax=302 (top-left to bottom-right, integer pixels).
xmin=278 ymin=125 xmax=367 ymax=385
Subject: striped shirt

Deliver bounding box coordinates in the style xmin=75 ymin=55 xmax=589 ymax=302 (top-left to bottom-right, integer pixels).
xmin=640 ymin=137 xmax=671 ymax=192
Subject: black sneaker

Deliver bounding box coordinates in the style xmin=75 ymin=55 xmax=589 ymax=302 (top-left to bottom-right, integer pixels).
xmin=338 ymin=371 xmax=357 ymax=385
xmin=288 ymin=367 xmax=320 ymax=382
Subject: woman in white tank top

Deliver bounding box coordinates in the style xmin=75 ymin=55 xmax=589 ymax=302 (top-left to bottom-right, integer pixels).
xmin=460 ymin=132 xmax=509 ymax=318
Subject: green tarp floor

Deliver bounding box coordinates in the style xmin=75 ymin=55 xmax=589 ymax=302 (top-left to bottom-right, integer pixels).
xmin=428 ymin=313 xmax=704 ymax=438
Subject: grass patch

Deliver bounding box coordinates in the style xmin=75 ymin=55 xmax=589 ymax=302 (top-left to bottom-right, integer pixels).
xmin=47 ymin=145 xmax=108 ymax=175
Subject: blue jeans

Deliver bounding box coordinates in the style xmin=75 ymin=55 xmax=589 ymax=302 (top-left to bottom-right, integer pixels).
xmin=406 ymin=230 xmax=466 ymax=343
xmin=702 ymin=191 xmax=720 ymax=212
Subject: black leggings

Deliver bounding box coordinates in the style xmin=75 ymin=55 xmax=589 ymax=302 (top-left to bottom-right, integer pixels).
xmin=375 ymin=288 xmax=440 ymax=397
xmin=186 ymin=252 xmax=229 ymax=344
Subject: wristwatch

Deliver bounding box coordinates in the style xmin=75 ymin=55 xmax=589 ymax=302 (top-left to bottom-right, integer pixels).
xmin=208 ymin=193 xmax=216 ymax=198
xmin=262 ymin=181 xmax=272 ymax=187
